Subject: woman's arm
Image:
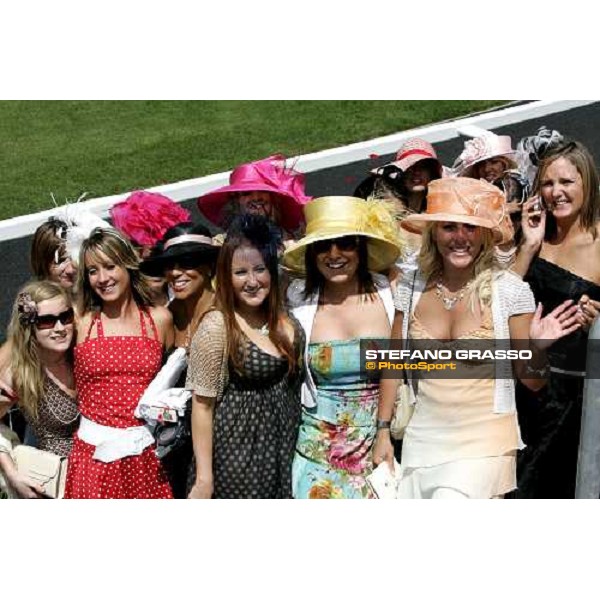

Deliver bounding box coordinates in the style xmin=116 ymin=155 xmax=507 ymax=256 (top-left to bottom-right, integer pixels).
xmin=185 ymin=311 xmax=227 ymax=499
xmin=188 ymin=394 xmax=215 ymax=499
xmin=509 ymin=300 xmax=581 ymax=391
xmin=372 ymin=310 xmax=404 ymax=471
xmin=151 ymin=305 xmax=175 ymax=351
xmin=512 ymin=198 xmax=546 ymax=277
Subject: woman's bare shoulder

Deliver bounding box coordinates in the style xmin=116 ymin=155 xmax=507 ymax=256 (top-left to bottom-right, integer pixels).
xmin=149 ymin=305 xmax=174 ymax=327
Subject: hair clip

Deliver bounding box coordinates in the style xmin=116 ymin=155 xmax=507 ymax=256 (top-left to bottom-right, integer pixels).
xmin=17 ymin=292 xmax=38 ymax=326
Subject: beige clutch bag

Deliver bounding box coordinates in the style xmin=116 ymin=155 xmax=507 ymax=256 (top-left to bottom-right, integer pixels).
xmin=11 ymin=445 xmax=68 ymax=499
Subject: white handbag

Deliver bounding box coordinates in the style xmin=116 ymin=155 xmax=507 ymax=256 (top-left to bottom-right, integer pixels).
xmin=366 ymin=460 xmax=400 ymax=499
xmin=390 ymin=271 xmax=417 ymax=440
xmin=390 ymin=380 xmax=416 ymax=440
xmin=11 ymin=445 xmax=68 ymax=499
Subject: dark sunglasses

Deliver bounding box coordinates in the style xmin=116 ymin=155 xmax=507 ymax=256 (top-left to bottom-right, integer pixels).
xmin=313 ymin=236 xmax=359 ymax=254
xmin=163 ymin=256 xmax=205 ymax=271
xmin=35 ymin=308 xmax=75 ymax=330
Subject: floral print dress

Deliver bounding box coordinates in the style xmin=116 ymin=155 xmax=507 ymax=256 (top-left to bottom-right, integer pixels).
xmin=292 ymin=338 xmax=378 ymax=499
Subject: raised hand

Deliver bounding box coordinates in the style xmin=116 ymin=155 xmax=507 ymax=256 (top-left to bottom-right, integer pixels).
xmin=520 ymin=196 xmax=547 ymax=251
xmin=529 ymin=300 xmax=581 ymax=350
xmin=575 ymin=294 xmax=600 ymax=332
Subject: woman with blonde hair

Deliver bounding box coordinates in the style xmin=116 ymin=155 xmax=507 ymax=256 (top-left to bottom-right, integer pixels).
xmin=373 ymin=178 xmax=579 ymax=499
xmin=0 ymin=280 xmax=78 ymax=498
xmin=64 ymin=228 xmax=174 ymax=499
xmin=513 ymin=140 xmax=600 ymax=498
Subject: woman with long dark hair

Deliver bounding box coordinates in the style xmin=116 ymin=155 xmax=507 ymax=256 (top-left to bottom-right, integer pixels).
xmin=186 ymin=215 xmax=303 ymax=499
xmin=283 ymin=196 xmax=402 ymax=499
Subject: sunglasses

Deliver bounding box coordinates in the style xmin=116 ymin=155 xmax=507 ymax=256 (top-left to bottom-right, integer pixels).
xmin=35 ymin=308 xmax=75 ymax=330
xmin=313 ymin=236 xmax=359 ymax=254
xmin=163 ymin=256 xmax=205 ymax=271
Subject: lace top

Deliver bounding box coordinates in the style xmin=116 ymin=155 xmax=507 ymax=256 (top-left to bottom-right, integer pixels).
xmin=186 ymin=310 xmax=229 ymax=398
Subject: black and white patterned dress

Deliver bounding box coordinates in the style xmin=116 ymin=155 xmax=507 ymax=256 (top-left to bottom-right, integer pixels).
xmin=186 ymin=310 xmax=304 ymax=499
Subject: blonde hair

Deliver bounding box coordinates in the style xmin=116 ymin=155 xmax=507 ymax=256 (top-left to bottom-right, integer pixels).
xmin=78 ymin=228 xmax=154 ymax=315
xmin=418 ymin=222 xmax=497 ymax=311
xmin=7 ymin=280 xmax=72 ymax=419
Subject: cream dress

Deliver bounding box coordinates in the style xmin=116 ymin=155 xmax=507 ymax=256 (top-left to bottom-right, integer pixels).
xmin=397 ymin=312 xmax=519 ymax=499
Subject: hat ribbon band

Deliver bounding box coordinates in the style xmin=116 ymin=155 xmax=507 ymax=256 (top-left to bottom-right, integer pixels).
xmin=397 ymin=148 xmax=435 ymax=161
xmin=164 ymin=234 xmax=214 ymax=250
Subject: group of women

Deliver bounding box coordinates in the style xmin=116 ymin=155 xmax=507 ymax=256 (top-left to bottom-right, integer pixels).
xmin=0 ymin=128 xmax=598 ymax=499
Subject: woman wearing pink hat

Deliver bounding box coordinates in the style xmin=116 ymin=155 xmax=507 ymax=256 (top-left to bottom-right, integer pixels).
xmin=356 ymin=138 xmax=444 ymax=275
xmin=373 ymin=177 xmax=579 ymax=499
xmin=357 ymin=138 xmax=444 ymax=216
xmin=196 ymin=154 xmax=311 ymax=240
xmin=452 ymin=129 xmax=518 ymax=183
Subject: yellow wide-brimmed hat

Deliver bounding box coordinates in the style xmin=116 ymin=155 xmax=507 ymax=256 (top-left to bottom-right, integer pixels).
xmin=283 ymin=196 xmax=403 ymax=275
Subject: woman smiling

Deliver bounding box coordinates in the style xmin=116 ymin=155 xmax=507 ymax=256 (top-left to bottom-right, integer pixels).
xmin=186 ymin=215 xmax=303 ymax=499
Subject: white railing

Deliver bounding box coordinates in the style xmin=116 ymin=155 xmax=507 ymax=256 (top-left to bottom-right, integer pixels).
xmin=0 ymin=100 xmax=596 ymax=242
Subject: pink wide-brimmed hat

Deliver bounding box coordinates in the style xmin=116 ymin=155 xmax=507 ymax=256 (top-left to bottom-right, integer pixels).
xmin=401 ymin=177 xmax=514 ymax=245
xmin=197 ymin=154 xmax=311 ymax=232
xmin=452 ymin=131 xmax=517 ymax=178
xmin=371 ymin=138 xmax=443 ymax=178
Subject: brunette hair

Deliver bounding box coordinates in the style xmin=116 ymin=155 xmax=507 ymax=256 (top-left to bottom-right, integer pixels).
xmin=303 ymin=235 xmax=375 ymax=299
xmin=77 ymin=228 xmax=154 ymax=314
xmin=30 ymin=218 xmax=68 ymax=279
xmin=214 ymin=214 xmax=297 ymax=375
xmin=534 ymin=141 xmax=600 ymax=239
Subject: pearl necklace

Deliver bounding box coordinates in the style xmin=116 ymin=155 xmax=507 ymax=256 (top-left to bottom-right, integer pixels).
xmin=434 ymin=277 xmax=470 ymax=311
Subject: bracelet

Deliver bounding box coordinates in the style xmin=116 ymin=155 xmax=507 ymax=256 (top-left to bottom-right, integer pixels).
xmin=524 ymin=361 xmax=550 ymax=377
xmin=376 ymin=420 xmax=391 ymax=430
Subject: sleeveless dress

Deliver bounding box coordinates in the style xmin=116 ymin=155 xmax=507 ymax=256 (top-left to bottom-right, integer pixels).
xmin=514 ymin=257 xmax=600 ymax=498
xmin=397 ymin=314 xmax=519 ymax=499
xmin=186 ymin=311 xmax=304 ymax=499
xmin=64 ymin=307 xmax=173 ymax=499
xmin=24 ymin=377 xmax=79 ymax=457
xmin=292 ymin=338 xmax=380 ymax=499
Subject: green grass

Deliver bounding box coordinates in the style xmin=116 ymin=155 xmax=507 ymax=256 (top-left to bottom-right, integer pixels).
xmin=0 ymin=101 xmax=508 ymax=220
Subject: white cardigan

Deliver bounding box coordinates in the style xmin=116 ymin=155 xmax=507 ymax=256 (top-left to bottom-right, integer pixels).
xmin=288 ymin=273 xmax=395 ymax=408
xmin=394 ymin=269 xmax=536 ymax=414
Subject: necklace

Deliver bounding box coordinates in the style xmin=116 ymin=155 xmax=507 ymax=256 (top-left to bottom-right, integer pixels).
xmin=434 ymin=277 xmax=470 ymax=311
xmin=256 ymin=323 xmax=269 ymax=336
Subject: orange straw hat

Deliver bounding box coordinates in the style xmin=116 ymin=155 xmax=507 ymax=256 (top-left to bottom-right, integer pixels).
xmin=401 ymin=177 xmax=514 ymax=245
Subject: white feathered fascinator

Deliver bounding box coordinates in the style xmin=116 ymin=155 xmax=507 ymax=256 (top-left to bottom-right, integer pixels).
xmin=49 ymin=193 xmax=114 ymax=265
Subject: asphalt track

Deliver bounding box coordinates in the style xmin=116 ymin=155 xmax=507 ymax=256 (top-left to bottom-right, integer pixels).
xmin=1 ymin=102 xmax=599 ymax=339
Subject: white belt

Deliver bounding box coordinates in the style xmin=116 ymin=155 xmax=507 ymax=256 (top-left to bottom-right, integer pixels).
xmin=78 ymin=416 xmax=155 ymax=463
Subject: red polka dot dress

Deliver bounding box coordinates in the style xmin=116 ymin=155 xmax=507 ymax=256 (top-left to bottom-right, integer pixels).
xmin=64 ymin=308 xmax=173 ymax=499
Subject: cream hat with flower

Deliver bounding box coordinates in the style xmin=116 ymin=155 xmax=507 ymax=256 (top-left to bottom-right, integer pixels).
xmin=283 ymin=196 xmax=403 ymax=275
